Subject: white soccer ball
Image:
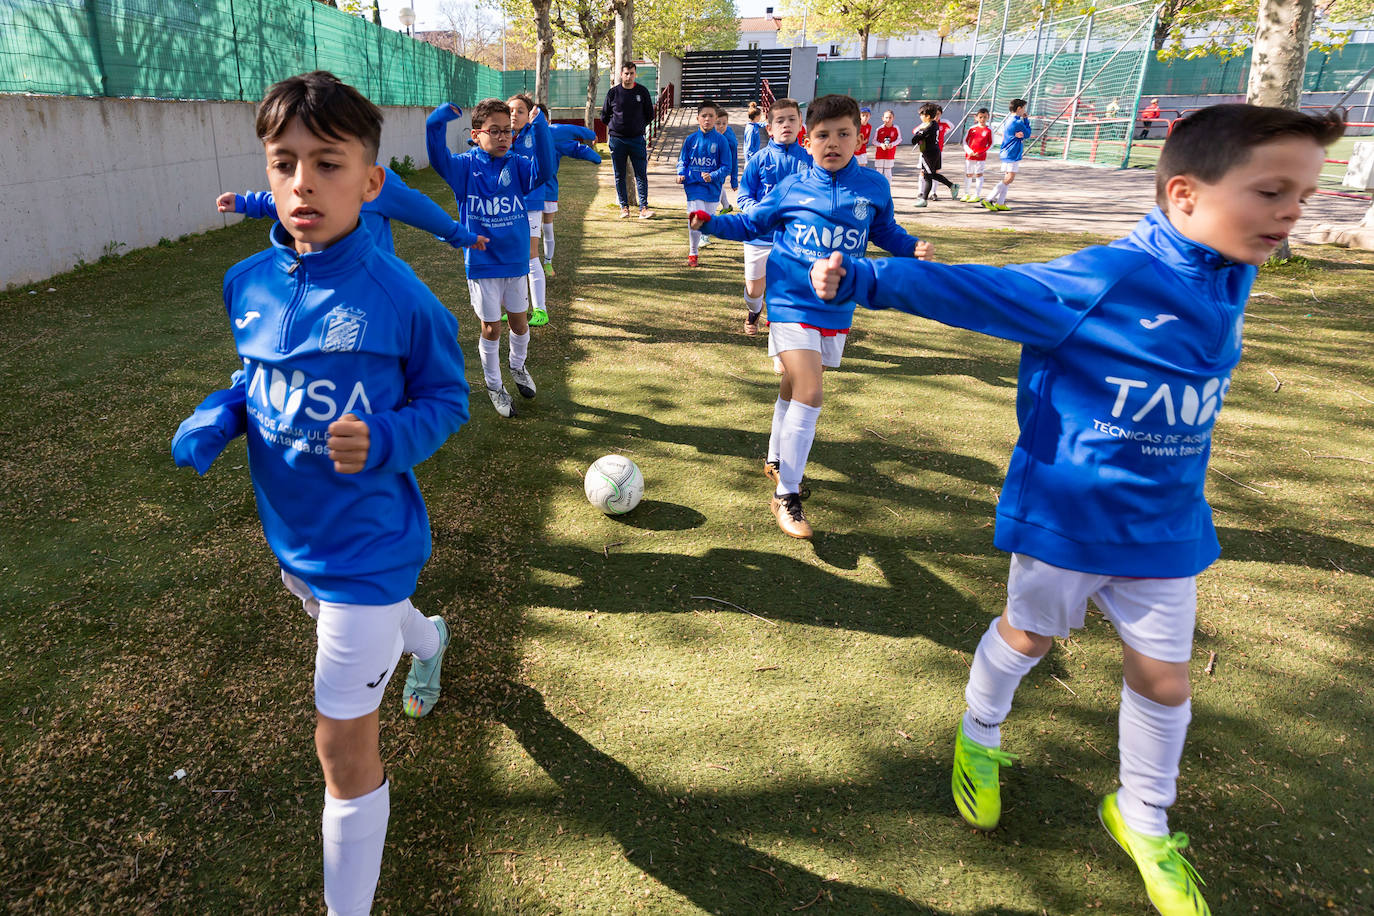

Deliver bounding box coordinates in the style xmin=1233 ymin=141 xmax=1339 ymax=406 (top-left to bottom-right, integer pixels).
xmin=584 ymin=454 xmax=644 ymax=515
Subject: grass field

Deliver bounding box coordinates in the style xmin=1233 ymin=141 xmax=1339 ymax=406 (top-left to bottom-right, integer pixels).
xmin=1125 ymin=135 xmax=1370 ymax=196
xmin=1 ymin=161 xmax=1372 ymax=914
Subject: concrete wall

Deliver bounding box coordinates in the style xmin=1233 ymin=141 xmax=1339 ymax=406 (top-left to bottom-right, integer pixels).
xmin=657 ymin=53 xmax=683 ymax=107
xmin=0 ymin=95 xmax=470 ymax=290
xmin=790 ymin=46 xmax=818 ymax=104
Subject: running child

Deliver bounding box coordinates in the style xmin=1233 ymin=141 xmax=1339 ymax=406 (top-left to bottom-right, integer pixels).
xmin=960 ymin=107 xmax=994 ymax=202
xmin=744 ymin=101 xmax=765 ymax=160
xmin=856 ymin=106 xmax=872 ymax=166
xmin=427 ymin=96 xmax=553 ymax=417
xmin=172 ymin=71 xmax=471 ymax=916
xmin=872 ymin=109 xmax=901 ymax=182
xmin=811 ymin=103 xmax=1344 ymax=916
xmin=984 ymin=98 xmax=1031 ymax=212
xmin=734 ymin=97 xmax=811 ymax=336
xmin=508 ymin=93 xmax=551 ymax=326
xmin=541 ymin=102 xmax=603 ymax=280
xmin=715 ymin=106 xmax=741 ymax=214
xmin=691 ymin=94 xmax=929 ymax=539
xmin=911 ymin=102 xmax=958 ymax=207
xmin=676 ymin=99 xmax=731 ymax=267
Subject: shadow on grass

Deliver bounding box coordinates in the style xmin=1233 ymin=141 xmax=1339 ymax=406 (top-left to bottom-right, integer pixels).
xmin=608 ymin=499 xmax=708 ymax=531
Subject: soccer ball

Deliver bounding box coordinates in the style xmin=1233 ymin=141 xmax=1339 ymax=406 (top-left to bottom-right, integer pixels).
xmin=584 ymin=454 xmax=644 ymax=515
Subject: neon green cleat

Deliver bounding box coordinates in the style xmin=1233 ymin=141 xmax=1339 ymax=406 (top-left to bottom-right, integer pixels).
xmin=951 ymin=721 xmax=1017 ymax=830
xmin=1099 ymin=793 xmax=1210 ymax=916
xmin=528 ymin=308 xmax=549 ymax=327
xmin=994 ymin=203 xmax=1011 ymax=212
xmin=980 ymin=198 xmax=997 ymax=211
xmin=402 ymin=616 xmax=450 ymax=719
xmin=542 ymin=260 xmax=555 ymax=278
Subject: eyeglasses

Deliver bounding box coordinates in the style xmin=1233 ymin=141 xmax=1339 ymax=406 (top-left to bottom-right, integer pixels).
xmin=476 ymin=128 xmax=513 ymax=138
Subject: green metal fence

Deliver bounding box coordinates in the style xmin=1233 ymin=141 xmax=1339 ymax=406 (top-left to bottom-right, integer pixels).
xmin=816 ymin=56 xmax=969 ymax=102
xmin=498 ymin=67 xmax=658 ymax=108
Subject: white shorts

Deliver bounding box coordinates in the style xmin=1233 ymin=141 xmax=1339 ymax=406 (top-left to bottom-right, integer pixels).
xmin=527 ymin=212 xmax=542 ymax=236
xmin=999 ymin=159 xmax=1021 ymax=174
xmin=743 ymin=242 xmax=771 ymax=281
xmin=768 ymin=321 xmax=847 ymax=369
xmin=875 ymin=159 xmax=895 ymax=175
xmin=543 ymin=201 xmax=558 ymax=214
xmin=856 ymin=153 xmax=869 ymax=166
xmin=965 ymin=160 xmax=987 ymax=175
xmin=467 ymin=275 xmax=528 ymax=322
xmin=688 ymin=198 xmax=712 ymax=217
xmin=283 ymin=570 xmax=408 ymax=720
xmin=1005 ymin=554 xmax=1197 ymax=663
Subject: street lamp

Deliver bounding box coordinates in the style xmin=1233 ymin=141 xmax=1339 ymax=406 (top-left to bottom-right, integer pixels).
xmin=399 ymin=6 xmax=416 ymax=35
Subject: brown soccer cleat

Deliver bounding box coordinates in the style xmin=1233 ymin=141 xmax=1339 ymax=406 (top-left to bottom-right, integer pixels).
xmin=764 ymin=459 xmax=781 ymax=485
xmin=770 ymin=492 xmax=813 ymax=539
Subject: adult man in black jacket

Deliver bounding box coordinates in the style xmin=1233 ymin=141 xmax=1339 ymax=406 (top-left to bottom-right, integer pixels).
xmin=600 ymin=61 xmax=656 ymax=218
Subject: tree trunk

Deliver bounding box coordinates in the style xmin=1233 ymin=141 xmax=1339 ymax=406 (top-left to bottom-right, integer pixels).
xmin=534 ymin=0 xmax=555 ymax=107
xmin=859 ymin=27 xmax=869 ymax=61
xmin=1247 ymin=0 xmax=1315 ymax=259
xmin=613 ymin=0 xmax=634 ymax=74
xmin=585 ymin=44 xmax=600 ymax=129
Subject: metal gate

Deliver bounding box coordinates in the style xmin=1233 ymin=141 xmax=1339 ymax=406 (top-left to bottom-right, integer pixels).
xmin=680 ymin=49 xmax=791 ymax=106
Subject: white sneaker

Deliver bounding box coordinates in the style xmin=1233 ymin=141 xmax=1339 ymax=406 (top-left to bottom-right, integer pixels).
xmin=509 ymin=365 xmax=536 ymax=399
xmin=698 ymin=235 xmax=712 ymax=248
xmin=486 ymin=384 xmax=516 ymax=418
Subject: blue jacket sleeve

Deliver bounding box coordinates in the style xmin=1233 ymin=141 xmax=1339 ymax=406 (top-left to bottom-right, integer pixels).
xmin=360 ymin=288 xmax=469 ymax=474
xmin=677 ymin=133 xmax=693 ymax=178
xmin=700 ymin=178 xmax=788 ymax=241
xmin=426 ymin=104 xmax=466 ymax=195
xmin=518 ymin=109 xmax=556 ymax=193
xmin=708 ymin=136 xmax=732 ymax=185
xmin=373 ymin=167 xmax=478 ymax=248
xmin=171 ymin=371 xmax=247 ymax=475
xmin=737 ymin=155 xmax=765 ymax=210
xmin=566 ymin=143 xmax=602 ymax=164
xmin=236 ymin=192 xmax=276 ymax=220
xmin=728 ymin=134 xmax=740 ymax=187
xmin=868 ymin=193 xmax=919 ymax=258
xmin=833 ymin=254 xmax=1089 ymax=351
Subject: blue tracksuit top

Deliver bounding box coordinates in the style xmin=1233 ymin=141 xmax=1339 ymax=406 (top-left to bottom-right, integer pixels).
xmin=737 ymin=139 xmax=813 ymax=246
xmin=231 ymin=167 xmax=478 ymax=256
xmin=744 ymin=121 xmax=764 ymax=160
xmin=677 ymin=128 xmax=732 ymax=201
xmin=547 ymin=123 xmax=602 ymax=201
xmin=1000 ymin=115 xmax=1033 ymax=161
xmin=830 ymin=206 xmax=1257 ymax=578
xmin=718 ymin=125 xmax=740 ymax=188
xmin=512 ymin=117 xmax=551 ymax=211
xmin=427 ymin=104 xmax=554 ymax=278
xmin=173 ymin=221 xmax=469 ymax=604
xmin=705 ymin=158 xmax=919 ymax=329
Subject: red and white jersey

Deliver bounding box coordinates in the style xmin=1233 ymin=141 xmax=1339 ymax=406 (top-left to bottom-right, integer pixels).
xmin=874 ymin=125 xmax=901 ymax=160
xmin=856 ymin=121 xmax=872 ymax=155
xmin=963 ymin=125 xmax=993 ymax=161
xmin=937 ymin=119 xmax=953 ymax=150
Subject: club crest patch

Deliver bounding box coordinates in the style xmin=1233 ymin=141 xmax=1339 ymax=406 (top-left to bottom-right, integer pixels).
xmin=499 ymin=166 xmax=512 ymax=187
xmin=321 ymin=305 xmax=367 ymax=353
xmin=852 ymin=196 xmax=871 ymax=220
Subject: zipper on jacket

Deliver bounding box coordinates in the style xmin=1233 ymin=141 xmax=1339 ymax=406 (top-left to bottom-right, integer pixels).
xmin=278 ymin=255 xmax=306 ymax=354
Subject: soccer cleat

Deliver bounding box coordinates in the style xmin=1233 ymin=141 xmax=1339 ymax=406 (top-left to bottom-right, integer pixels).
xmin=509 ymin=365 xmax=537 ymax=399
xmin=981 ymin=198 xmax=997 ymax=211
xmin=698 ymin=235 xmax=712 ymax=248
xmin=1100 ymin=793 xmax=1210 ymax=916
xmin=528 ymin=307 xmax=549 ymax=327
xmin=764 ymin=459 xmax=780 ymax=484
xmin=950 ymin=183 xmax=960 ymax=199
xmin=914 ymin=198 xmax=928 ymax=208
xmin=402 ymin=616 xmax=450 ymax=719
xmin=486 ymin=384 xmax=516 ymax=418
xmin=994 ymin=203 xmax=1011 ymax=212
xmin=951 ymin=720 xmax=1018 ymax=830
xmin=770 ymin=492 xmax=813 ymax=539
xmin=687 ymin=254 xmax=699 ymax=268
xmin=744 ymin=309 xmax=762 ymax=336
xmin=541 ymin=260 xmax=555 ymax=278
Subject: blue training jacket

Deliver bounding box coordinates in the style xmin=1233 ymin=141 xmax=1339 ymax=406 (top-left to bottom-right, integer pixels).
xmin=547 ymin=123 xmax=602 ymax=202
xmin=704 ymin=158 xmax=919 ymax=329
xmin=171 ymin=221 xmax=470 ymax=605
xmin=426 ymin=104 xmax=555 ymax=278
xmin=676 ymin=128 xmax=732 ymax=201
xmin=718 ymin=125 xmax=740 ymax=189
xmin=829 ymin=206 xmax=1257 ymax=578
xmin=737 ymin=139 xmax=813 ymax=246
xmin=1000 ymin=114 xmax=1033 ymax=161
xmin=744 ymin=121 xmax=764 ymax=160
xmin=512 ymin=117 xmax=551 ymax=211
xmin=231 ymin=167 xmax=478 ymax=256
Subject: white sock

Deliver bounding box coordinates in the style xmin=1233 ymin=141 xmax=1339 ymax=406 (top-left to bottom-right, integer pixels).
xmin=719 ymin=185 xmax=728 ymax=205
xmin=527 ymin=258 xmax=546 ymax=312
xmin=1117 ymin=684 xmax=1191 ymax=836
xmin=993 ymin=181 xmax=1009 ymax=204
xmin=508 ymin=329 xmax=530 ymax=371
xmin=478 ymin=336 xmax=501 ymax=390
xmin=689 ymin=228 xmax=700 ymax=255
xmin=776 ymin=401 xmax=820 ymax=496
xmin=975 ymin=174 xmax=985 ymax=197
xmin=767 ymin=397 xmax=790 ymax=464
xmin=400 ymin=608 xmax=440 ymax=661
xmin=962 ymin=617 xmax=1042 ymax=747
xmin=542 ymin=225 xmax=555 ymax=262
xmin=744 ymin=293 xmax=764 ymax=318
xmin=322 ymin=780 xmax=389 ymax=916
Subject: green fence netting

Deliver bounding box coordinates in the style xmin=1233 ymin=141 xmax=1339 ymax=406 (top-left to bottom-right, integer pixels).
xmin=497 ymin=67 xmax=659 ymax=108
xmin=816 ymin=56 xmax=970 ymax=102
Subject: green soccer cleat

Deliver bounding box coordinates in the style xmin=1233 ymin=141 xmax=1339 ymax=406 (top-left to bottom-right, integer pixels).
xmin=951 ymin=720 xmax=1017 ymax=830
xmin=528 ymin=308 xmax=550 ymax=327
xmin=1100 ymin=793 xmax=1210 ymax=916
xmin=994 ymin=203 xmax=1011 ymax=212
xmin=950 ymin=183 xmax=960 ymax=199
xmin=542 ymin=260 xmax=555 ymax=278
xmin=402 ymin=616 xmax=450 ymax=719
xmin=981 ymin=198 xmax=997 ymax=211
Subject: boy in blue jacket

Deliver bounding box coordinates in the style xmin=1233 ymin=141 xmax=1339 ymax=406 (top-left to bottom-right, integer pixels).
xmin=984 ymin=97 xmax=1031 ymax=212
xmin=428 ymin=96 xmax=554 ymax=417
xmin=735 ymin=97 xmax=811 ymax=336
xmin=676 ymin=99 xmax=731 ymax=267
xmin=691 ymin=94 xmax=930 ymax=539
xmin=541 ymin=107 xmax=603 ymax=279
xmin=811 ymin=103 xmax=1345 ymax=916
xmin=508 ymin=93 xmax=553 ymax=326
xmin=171 ymin=71 xmax=471 ymax=916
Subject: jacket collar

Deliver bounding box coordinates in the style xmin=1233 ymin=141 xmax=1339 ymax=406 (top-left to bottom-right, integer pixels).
xmin=809 ymin=157 xmax=861 ymax=182
xmin=1124 ymin=206 xmax=1243 ymax=279
xmin=270 ymin=220 xmax=375 ymax=277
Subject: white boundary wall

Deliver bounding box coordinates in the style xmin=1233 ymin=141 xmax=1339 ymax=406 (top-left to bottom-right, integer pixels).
xmin=0 ymin=95 xmax=469 ymax=289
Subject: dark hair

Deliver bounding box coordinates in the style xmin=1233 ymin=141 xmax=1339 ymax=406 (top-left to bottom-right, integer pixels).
xmin=507 ymin=92 xmax=535 ymax=113
xmin=1156 ymin=103 xmax=1346 ymax=206
xmin=256 ymin=71 xmax=382 ymax=160
xmin=806 ymin=94 xmax=860 ymax=130
xmin=977 ymin=107 xmax=990 ymax=115
xmin=470 ymin=97 xmax=510 ymax=129
xmin=697 ymin=98 xmax=718 ymax=114
xmin=919 ymin=102 xmax=939 ymax=118
xmin=770 ymin=97 xmax=800 ymax=117
xmin=536 ymin=102 xmax=549 ymax=119
xmin=1009 ymin=98 xmax=1027 ymax=112
xmin=621 ymin=61 xmax=636 ymax=71
xmin=716 ymin=106 xmax=729 ymax=118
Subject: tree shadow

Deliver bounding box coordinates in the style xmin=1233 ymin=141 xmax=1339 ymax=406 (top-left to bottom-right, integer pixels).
xmin=1218 ymin=525 xmax=1372 ymax=577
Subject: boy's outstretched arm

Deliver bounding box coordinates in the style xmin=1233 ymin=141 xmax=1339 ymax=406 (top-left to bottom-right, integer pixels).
xmin=524 ymin=107 xmax=557 ymax=192
xmin=171 ymin=371 xmax=247 ymax=475
xmin=869 ymin=194 xmax=920 ymax=257
xmin=425 ymin=104 xmax=465 ymax=190
xmin=692 ymin=177 xmax=790 ymax=242
xmin=217 ymin=190 xmax=275 ymax=220
xmin=372 ymin=167 xmax=485 ymax=250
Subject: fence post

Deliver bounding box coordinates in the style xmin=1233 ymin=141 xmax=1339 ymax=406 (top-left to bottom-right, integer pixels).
xmin=1120 ymin=6 xmax=1158 ymax=169
xmin=991 ymin=0 xmax=1011 ymax=108
xmin=1064 ymin=12 xmax=1093 ymax=160
xmin=81 ymin=0 xmax=109 ymax=96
